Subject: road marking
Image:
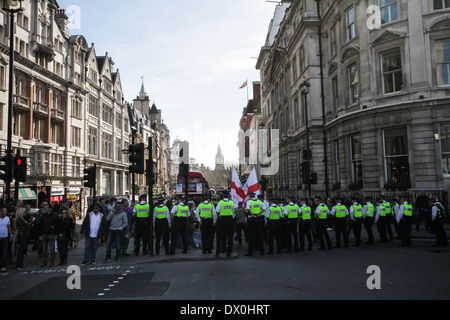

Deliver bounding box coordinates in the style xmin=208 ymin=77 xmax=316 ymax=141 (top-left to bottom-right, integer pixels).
xmin=97 ymin=266 xmax=135 ymax=297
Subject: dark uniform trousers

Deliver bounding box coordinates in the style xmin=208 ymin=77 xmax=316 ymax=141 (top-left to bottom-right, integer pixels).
xmin=364 ymin=216 xmax=375 ymax=244
xmin=432 ymin=217 xmax=448 ymax=246
xmin=352 ymin=218 xmax=362 ymax=246
xmin=246 ymin=216 xmax=264 ymax=255
xmin=154 ymin=219 xmax=169 ymax=255
xmin=299 ymin=219 xmax=313 ymax=251
xmin=215 ymin=216 xmax=234 ymax=256
xmin=398 ymin=216 xmax=412 ymax=247
xmin=377 ymin=216 xmax=388 ymax=243
xmin=286 ymin=218 xmax=299 ymax=252
xmin=334 ymin=217 xmax=349 ymax=248
xmin=134 ymin=217 xmax=151 ymax=255
xmin=385 ymin=213 xmax=394 ymax=241
xmin=200 ymin=218 xmax=214 ymax=253
xmin=170 ymin=216 xmax=188 ymax=254
xmin=316 ymin=218 xmax=332 ymax=250
xmin=267 ymin=220 xmax=281 ymax=254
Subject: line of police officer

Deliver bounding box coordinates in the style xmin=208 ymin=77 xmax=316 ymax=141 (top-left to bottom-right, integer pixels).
xmin=131 ymin=191 xmax=448 ymax=258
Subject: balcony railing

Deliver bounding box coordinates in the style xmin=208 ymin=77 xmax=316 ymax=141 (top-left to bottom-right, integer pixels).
xmin=13 ymin=94 xmax=30 ymax=111
xmin=51 ymin=108 xmax=64 ymax=122
xmin=33 ymin=101 xmax=49 ymax=118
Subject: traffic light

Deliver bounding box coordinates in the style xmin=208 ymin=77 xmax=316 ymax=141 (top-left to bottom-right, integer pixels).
xmin=0 ymin=154 xmax=11 ymax=182
xmin=310 ymin=172 xmax=318 ymax=185
xmin=179 ymin=163 xmax=189 ymax=178
xmin=13 ymin=156 xmax=27 ymax=182
xmin=129 ymin=143 xmax=145 ymax=174
xmin=146 ymin=158 xmax=154 ymax=185
xmin=83 ymin=164 xmax=96 ymax=188
xmin=301 ymin=161 xmax=310 ymax=184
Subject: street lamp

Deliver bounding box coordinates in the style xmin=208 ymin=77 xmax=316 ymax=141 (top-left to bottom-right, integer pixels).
xmin=3 ymin=0 xmax=22 ymax=205
xmin=300 ymin=80 xmax=311 ymax=196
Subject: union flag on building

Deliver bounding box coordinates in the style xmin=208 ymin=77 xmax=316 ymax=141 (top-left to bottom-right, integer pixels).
xmin=239 ymin=80 xmax=247 ymax=89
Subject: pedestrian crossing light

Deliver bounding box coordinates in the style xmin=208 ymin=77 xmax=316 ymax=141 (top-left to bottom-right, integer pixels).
xmin=0 ymin=154 xmax=11 ymax=182
xmin=129 ymin=143 xmax=145 ymax=174
xmin=83 ymin=164 xmax=96 ymax=188
xmin=13 ymin=155 xmax=27 ymax=182
xmin=301 ymin=161 xmax=310 ymax=184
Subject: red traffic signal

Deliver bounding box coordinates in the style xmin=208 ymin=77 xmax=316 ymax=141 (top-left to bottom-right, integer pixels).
xmin=13 ymin=156 xmax=27 ymax=182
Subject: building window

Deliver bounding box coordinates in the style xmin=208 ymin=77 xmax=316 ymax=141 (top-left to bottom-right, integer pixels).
xmin=440 ymin=123 xmax=450 ymax=174
xmin=102 ymin=103 xmax=113 ymax=124
xmin=346 ymin=6 xmax=356 ymax=41
xmin=350 ymin=134 xmax=363 ymax=188
xmin=72 ymin=156 xmax=80 ymax=178
xmin=381 ymin=49 xmax=402 ymax=94
xmin=332 ymin=76 xmax=339 ymax=112
xmin=72 ymin=99 xmax=82 ymax=119
xmin=88 ymin=127 xmax=97 ymax=155
xmin=89 ymin=95 xmax=99 ymax=116
xmin=433 ymin=0 xmax=450 ymax=10
xmin=436 ymin=39 xmax=450 ymax=86
xmin=349 ymin=63 xmax=359 ymax=103
xmin=71 ymin=126 xmax=81 ymax=148
xmin=102 ymin=132 xmax=112 ymax=159
xmin=330 ymin=24 xmax=337 ymax=57
xmin=379 ymin=0 xmax=398 ymax=24
xmin=384 ymin=127 xmax=410 ymax=188
xmin=51 ymin=154 xmax=62 ymax=177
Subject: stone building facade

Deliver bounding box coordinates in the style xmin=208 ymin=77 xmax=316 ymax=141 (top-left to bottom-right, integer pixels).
xmin=0 ymin=0 xmax=131 ymax=211
xmin=256 ymin=0 xmax=450 ymax=201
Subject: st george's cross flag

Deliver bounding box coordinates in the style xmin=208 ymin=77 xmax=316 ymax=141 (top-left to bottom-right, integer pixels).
xmin=239 ymin=80 xmax=247 ymax=89
xmin=231 ymin=167 xmax=246 ymax=206
xmin=243 ymin=167 xmax=260 ymax=203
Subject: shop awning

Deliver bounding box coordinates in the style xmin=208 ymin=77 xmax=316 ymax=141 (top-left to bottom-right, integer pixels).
xmin=17 ymin=188 xmax=37 ymax=200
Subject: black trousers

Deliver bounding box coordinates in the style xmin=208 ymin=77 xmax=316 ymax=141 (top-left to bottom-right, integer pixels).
xmin=134 ymin=218 xmax=151 ymax=255
xmin=398 ymin=216 xmax=412 ymax=246
xmin=216 ymin=216 xmax=234 ymax=255
xmin=316 ymin=219 xmax=332 ymax=250
xmin=267 ymin=220 xmax=281 ymax=253
xmin=385 ymin=214 xmax=394 ymax=240
xmin=352 ymin=218 xmax=362 ymax=246
xmin=200 ymin=218 xmax=214 ymax=253
xmin=377 ymin=216 xmax=388 ymax=243
xmin=155 ymin=219 xmax=169 ymax=255
xmin=334 ymin=217 xmax=349 ymax=247
xmin=170 ymin=216 xmax=188 ymax=254
xmin=364 ymin=216 xmax=375 ymax=244
xmin=287 ymin=219 xmax=299 ymax=252
xmin=299 ymin=220 xmax=313 ymax=250
xmin=432 ymin=219 xmax=448 ymax=246
xmin=247 ymin=216 xmax=264 ymax=255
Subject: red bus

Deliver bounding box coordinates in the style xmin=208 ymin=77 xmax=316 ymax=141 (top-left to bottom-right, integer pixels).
xmin=176 ymin=171 xmax=209 ymax=200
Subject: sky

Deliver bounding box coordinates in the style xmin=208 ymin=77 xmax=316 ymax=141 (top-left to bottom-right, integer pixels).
xmin=56 ymin=0 xmax=279 ymax=168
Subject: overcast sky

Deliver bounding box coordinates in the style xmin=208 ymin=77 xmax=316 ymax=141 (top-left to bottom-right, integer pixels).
xmin=56 ymin=0 xmax=278 ymax=168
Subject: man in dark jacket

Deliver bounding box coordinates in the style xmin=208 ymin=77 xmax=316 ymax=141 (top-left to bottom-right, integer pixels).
xmin=80 ymin=203 xmax=107 ymax=265
xmin=39 ymin=204 xmax=60 ymax=267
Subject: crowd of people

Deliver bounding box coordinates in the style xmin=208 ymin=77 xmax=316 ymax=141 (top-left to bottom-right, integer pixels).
xmin=0 ymin=191 xmax=447 ymax=272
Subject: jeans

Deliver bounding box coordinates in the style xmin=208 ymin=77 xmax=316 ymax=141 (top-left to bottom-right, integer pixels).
xmin=0 ymin=237 xmax=8 ymax=268
xmin=41 ymin=234 xmax=56 ymax=266
xmin=16 ymin=233 xmax=28 ymax=268
xmin=105 ymin=229 xmax=122 ymax=260
xmin=83 ymin=237 xmax=100 ymax=263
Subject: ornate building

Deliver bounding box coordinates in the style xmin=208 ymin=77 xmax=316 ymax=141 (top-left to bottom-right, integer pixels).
xmin=255 ymin=0 xmax=450 ymax=201
xmin=0 ymin=0 xmax=130 ymax=211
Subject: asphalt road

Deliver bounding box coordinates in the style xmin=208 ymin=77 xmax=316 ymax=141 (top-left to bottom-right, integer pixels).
xmin=1 ymin=223 xmax=449 ymax=303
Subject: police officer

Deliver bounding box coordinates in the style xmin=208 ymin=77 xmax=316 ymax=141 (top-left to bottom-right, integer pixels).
xmin=375 ymin=198 xmax=388 ymax=243
xmin=430 ymin=197 xmax=448 ymax=247
xmin=153 ymin=198 xmax=171 ymax=255
xmin=362 ymin=197 xmax=375 ymax=245
xmin=245 ymin=193 xmax=265 ymax=256
xmin=299 ymin=199 xmax=313 ymax=251
xmin=330 ymin=197 xmax=349 ymax=248
xmin=215 ymin=190 xmax=235 ymax=257
xmin=265 ymin=198 xmax=282 ymax=254
xmin=349 ymin=197 xmax=363 ymax=247
xmin=133 ymin=194 xmax=152 ymax=256
xmin=396 ymin=197 xmax=412 ymax=247
xmin=381 ymin=196 xmax=394 ymax=241
xmin=195 ymin=196 xmax=217 ymax=254
xmin=314 ymin=197 xmax=332 ymax=250
xmin=170 ymin=197 xmax=189 ymax=254
xmin=284 ymin=197 xmax=299 ymax=253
